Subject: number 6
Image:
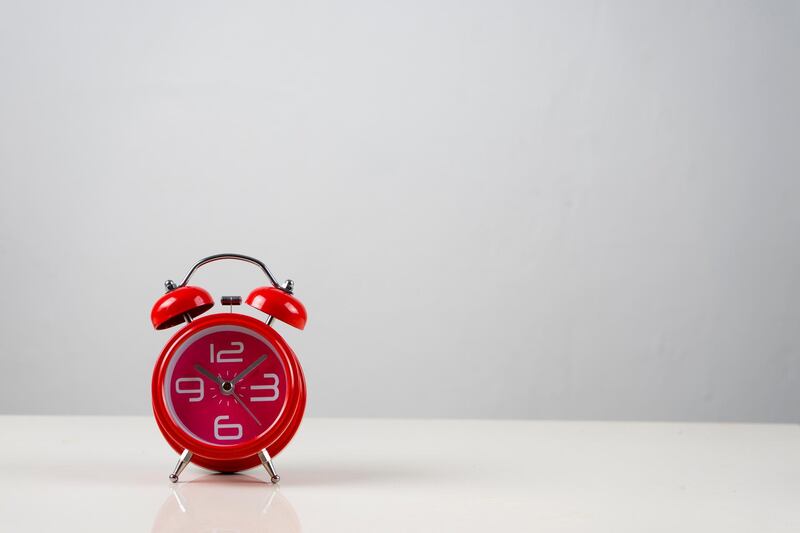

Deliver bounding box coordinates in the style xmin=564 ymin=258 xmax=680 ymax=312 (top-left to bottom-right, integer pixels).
xmin=214 ymin=415 xmax=243 ymax=441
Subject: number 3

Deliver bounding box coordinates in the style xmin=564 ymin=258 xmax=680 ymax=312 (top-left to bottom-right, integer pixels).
xmin=250 ymin=373 xmax=280 ymax=402
xmin=214 ymin=415 xmax=243 ymax=441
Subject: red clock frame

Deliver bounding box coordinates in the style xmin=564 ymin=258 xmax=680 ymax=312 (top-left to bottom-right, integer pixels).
xmin=152 ymin=313 xmax=306 ymax=473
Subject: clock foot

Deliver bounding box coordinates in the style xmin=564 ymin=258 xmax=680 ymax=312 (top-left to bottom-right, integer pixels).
xmin=169 ymin=449 xmax=193 ymax=483
xmin=257 ymin=449 xmax=280 ymax=484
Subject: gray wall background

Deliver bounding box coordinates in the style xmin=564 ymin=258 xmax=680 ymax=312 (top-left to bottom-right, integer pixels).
xmin=1 ymin=0 xmax=798 ymax=421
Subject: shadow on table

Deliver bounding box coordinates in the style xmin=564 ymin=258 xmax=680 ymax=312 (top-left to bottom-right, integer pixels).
xmin=152 ymin=473 xmax=301 ymax=533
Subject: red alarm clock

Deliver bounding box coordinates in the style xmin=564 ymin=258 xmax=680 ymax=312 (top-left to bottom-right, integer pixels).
xmin=150 ymin=253 xmax=307 ymax=484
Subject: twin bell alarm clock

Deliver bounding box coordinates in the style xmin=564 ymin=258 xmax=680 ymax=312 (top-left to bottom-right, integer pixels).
xmin=149 ymin=253 xmax=307 ymax=483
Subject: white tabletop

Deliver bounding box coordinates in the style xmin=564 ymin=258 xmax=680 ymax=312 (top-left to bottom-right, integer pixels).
xmin=0 ymin=416 xmax=797 ymax=532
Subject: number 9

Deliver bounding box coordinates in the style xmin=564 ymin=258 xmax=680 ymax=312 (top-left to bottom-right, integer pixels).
xmin=175 ymin=377 xmax=204 ymax=402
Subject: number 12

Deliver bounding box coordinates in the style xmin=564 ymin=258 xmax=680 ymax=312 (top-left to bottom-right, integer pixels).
xmin=210 ymin=341 xmax=244 ymax=363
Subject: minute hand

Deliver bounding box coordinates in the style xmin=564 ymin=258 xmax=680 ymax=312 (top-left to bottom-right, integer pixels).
xmin=231 ymin=354 xmax=268 ymax=384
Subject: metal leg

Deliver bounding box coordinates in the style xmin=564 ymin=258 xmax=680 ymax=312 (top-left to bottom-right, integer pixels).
xmin=257 ymin=449 xmax=280 ymax=484
xmin=169 ymin=449 xmax=193 ymax=483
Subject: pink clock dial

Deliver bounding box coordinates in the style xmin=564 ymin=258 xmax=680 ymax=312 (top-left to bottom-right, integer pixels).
xmin=164 ymin=325 xmax=288 ymax=446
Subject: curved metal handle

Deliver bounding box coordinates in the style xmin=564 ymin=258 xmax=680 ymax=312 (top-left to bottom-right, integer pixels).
xmin=174 ymin=253 xmax=291 ymax=292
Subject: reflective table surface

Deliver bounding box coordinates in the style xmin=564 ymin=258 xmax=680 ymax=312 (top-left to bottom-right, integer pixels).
xmin=0 ymin=416 xmax=798 ymax=532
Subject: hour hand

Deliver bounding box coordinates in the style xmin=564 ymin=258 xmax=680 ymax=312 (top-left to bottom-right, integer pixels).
xmin=194 ymin=364 xmax=223 ymax=385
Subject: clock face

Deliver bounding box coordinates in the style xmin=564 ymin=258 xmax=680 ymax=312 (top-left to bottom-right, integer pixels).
xmin=163 ymin=325 xmax=288 ymax=446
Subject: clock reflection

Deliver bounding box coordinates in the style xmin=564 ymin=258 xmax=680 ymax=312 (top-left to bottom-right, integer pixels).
xmin=151 ymin=473 xmax=301 ymax=533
